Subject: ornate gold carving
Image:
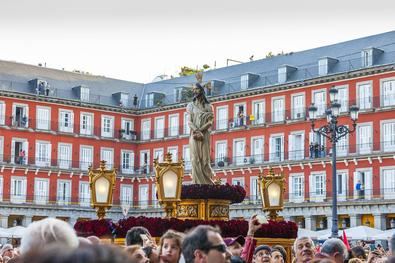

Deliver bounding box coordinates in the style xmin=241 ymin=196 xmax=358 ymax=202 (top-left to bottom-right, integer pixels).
xmin=209 ymin=205 xmax=229 ymax=218
xmin=177 ymin=204 xmax=198 ymax=218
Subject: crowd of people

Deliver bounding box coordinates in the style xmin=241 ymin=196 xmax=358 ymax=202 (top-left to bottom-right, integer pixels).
xmin=0 ymin=216 xmax=393 ymax=263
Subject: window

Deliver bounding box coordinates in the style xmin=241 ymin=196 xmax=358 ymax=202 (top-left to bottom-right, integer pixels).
xmin=183 ymin=146 xmax=191 ymax=170
xmin=309 ymin=131 xmax=326 ymax=158
xmin=11 ymin=176 xmax=27 ymax=203
xmin=318 ymin=58 xmax=328 ymax=76
xmin=59 ymin=110 xmax=74 ymax=133
xmin=337 ymin=86 xmax=348 ymax=113
xmin=139 ymin=151 xmax=150 ymax=174
xmin=101 ymin=116 xmax=114 ymax=137
xmin=80 ymin=113 xmax=93 ymax=135
xmin=269 ymin=135 xmax=284 ymax=162
xmin=241 ymin=75 xmax=249 ymax=90
xmin=80 ymin=146 xmax=93 ymax=170
xmin=215 ymin=141 xmax=227 ymax=166
xmin=278 ymin=67 xmax=287 ymax=84
xmin=168 ymin=146 xmax=178 ymax=162
xmin=169 ymin=115 xmax=179 ymax=137
xmin=362 ymin=50 xmax=372 ymax=67
xmin=233 ymin=104 xmax=246 ymax=128
xmin=36 ymin=107 xmax=50 ymax=130
xmin=382 ymin=168 xmax=395 ymax=199
xmin=290 ymin=174 xmax=304 ymax=203
xmin=272 ymin=98 xmax=284 ymax=122
xmin=292 ymin=94 xmax=305 ymax=119
xmin=141 ymin=119 xmax=151 ymax=140
xmin=80 ymin=87 xmax=90 ymax=102
xmin=337 ymin=171 xmax=348 ymax=201
xmin=35 ymin=141 xmax=51 ymax=167
xmin=101 ymin=148 xmax=114 ymax=169
xmin=12 ymin=104 xmax=29 ymax=128
xmin=0 ymin=101 xmax=5 ymax=125
xmin=252 ymin=100 xmax=265 ymax=125
xmin=0 ymin=176 xmax=3 ymax=201
xmin=174 ymin=88 xmax=182 ymax=103
xmin=120 ymin=93 xmax=129 ymax=107
xmin=139 ymin=185 xmax=149 ymax=208
xmin=58 ymin=143 xmax=72 ymax=169
xmin=183 ymin=112 xmax=190 ymax=135
xmin=357 ymin=82 xmax=372 ymax=110
xmin=34 ymin=178 xmax=49 ymax=204
xmin=310 ymin=173 xmax=326 ymax=202
xmin=121 ymin=185 xmax=133 ymax=205
xmin=0 ymin=136 xmax=3 ymax=162
xmin=382 ymin=79 xmax=395 ymax=107
xmin=250 ymin=177 xmax=259 ymax=201
xmin=11 ymin=139 xmax=28 ymax=165
xmin=337 ymin=132 xmax=348 ymax=157
xmin=153 ymin=148 xmax=164 ymax=162
xmin=232 ymin=178 xmax=245 ymax=187
xmin=145 ymin=93 xmax=154 ymax=108
xmin=57 ymin=180 xmax=71 ymax=205
xmin=216 ymin=107 xmax=228 ymax=130
xmin=155 ymin=117 xmax=165 ymax=139
xmin=234 ymin=139 xmax=245 ymax=165
xmin=289 ymin=132 xmax=304 ymax=160
xmin=251 ymin=137 xmax=264 ymax=164
xmin=121 ymin=150 xmax=134 ymax=174
xmin=383 ymin=122 xmax=395 ymax=152
xmin=121 ymin=119 xmax=135 ymax=140
xmin=354 ymin=169 xmax=372 ymax=200
xmin=358 ymin=124 xmax=372 ymax=154
xmin=313 ymin=90 xmax=326 ymax=116
xmin=79 ymin=182 xmax=90 ymax=206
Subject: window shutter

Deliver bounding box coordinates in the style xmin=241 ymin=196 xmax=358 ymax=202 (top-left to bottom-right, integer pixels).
xmin=288 ymin=134 xmax=294 ymax=160
xmin=0 ymin=102 xmax=5 ymax=125
xmin=289 ymin=176 xmax=294 ymax=202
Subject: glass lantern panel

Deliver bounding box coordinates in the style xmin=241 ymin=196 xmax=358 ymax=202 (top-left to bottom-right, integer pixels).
xmin=268 ymin=183 xmax=281 ymax=206
xmin=163 ymin=170 xmax=178 ymax=198
xmin=95 ymin=177 xmax=110 ymax=203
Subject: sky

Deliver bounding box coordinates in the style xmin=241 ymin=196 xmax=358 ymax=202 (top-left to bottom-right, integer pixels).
xmin=0 ymin=0 xmax=394 ymax=84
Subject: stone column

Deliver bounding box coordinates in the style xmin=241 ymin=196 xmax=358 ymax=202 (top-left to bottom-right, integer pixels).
xmin=350 ymin=214 xmax=361 ymax=227
xmin=305 ymin=216 xmax=317 ymax=231
xmin=374 ymin=214 xmax=386 ymax=230
xmin=327 ymin=216 xmax=333 ymax=230
xmin=23 ymin=215 xmax=33 ymax=227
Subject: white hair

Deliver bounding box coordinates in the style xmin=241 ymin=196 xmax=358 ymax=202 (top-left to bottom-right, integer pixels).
xmin=293 ymin=236 xmax=315 ymax=252
xmin=321 ymin=238 xmax=348 ymax=259
xmin=20 ymin=218 xmax=79 ymax=255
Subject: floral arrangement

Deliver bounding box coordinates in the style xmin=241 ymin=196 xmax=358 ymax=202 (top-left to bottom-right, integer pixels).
xmin=74 ymin=217 xmax=298 ymax=239
xmin=181 ymin=184 xmax=246 ymax=204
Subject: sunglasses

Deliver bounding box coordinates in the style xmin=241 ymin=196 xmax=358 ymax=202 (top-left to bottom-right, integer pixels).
xmin=203 ymin=244 xmax=228 ymax=253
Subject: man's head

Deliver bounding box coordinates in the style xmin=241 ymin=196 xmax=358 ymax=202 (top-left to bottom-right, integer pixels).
xmin=224 ymin=236 xmax=245 ymax=257
xmin=125 ymin=226 xmax=151 ymax=246
xmin=351 ymin=246 xmax=367 ymax=261
xmin=182 ymin=225 xmax=231 ymax=263
xmin=293 ymin=237 xmax=315 ymax=263
xmin=254 ymin=245 xmax=272 ymax=263
xmin=193 ymin=83 xmax=209 ymax=104
xmin=321 ymin=238 xmax=348 ymax=263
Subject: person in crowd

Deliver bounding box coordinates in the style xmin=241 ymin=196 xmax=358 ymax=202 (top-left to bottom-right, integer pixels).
xmin=320 ymin=238 xmax=348 ymax=263
xmin=125 ymin=226 xmax=153 ymax=247
xmin=182 ymin=225 xmax=231 ymax=263
xmin=159 ymin=229 xmax=184 ymax=263
xmin=240 ymin=214 xmax=263 ymax=263
xmin=367 ymin=250 xmax=385 ymax=263
xmin=143 ymin=246 xmax=160 ymax=263
xmin=19 ymin=218 xmax=79 ymax=255
xmin=253 ymin=245 xmax=272 ymax=263
xmin=224 ymin=236 xmax=245 ymax=258
xmin=293 ymin=237 xmax=315 ymax=263
xmin=351 ymin=246 xmax=368 ymax=262
xmin=348 ymin=258 xmax=363 ymax=263
xmin=125 ymin=245 xmax=150 ymax=263
xmin=272 ymin=245 xmax=287 ymax=263
xmin=1 ymin=244 xmax=14 ymax=260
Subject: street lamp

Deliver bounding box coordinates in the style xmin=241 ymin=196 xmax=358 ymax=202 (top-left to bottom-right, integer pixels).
xmin=88 ymin=161 xmax=117 ymax=219
xmin=258 ymin=168 xmax=285 ymax=220
xmin=308 ymin=86 xmax=359 ymax=238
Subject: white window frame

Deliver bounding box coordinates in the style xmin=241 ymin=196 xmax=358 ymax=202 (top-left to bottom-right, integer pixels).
xmin=241 ymin=74 xmax=249 ymax=90
xmin=336 ymin=170 xmax=348 ymax=201
xmin=289 ymin=173 xmax=304 ymax=203
xmin=232 ymin=103 xmax=246 ymax=128
xmin=291 ymin=93 xmax=305 ymax=120
xmin=288 ymin=131 xmax=305 ymax=161
xmin=12 ymin=103 xmax=29 ymax=128
xmin=79 ymin=181 xmax=90 ymax=207
xmin=309 ymin=172 xmax=326 ymax=202
xmin=312 ymin=89 xmax=327 ymax=117
xmin=35 ymin=140 xmax=51 ymax=167
xmin=57 ymin=179 xmax=72 ymax=205
xmin=356 ymin=81 xmax=373 ymax=110
xmin=168 ymin=114 xmax=179 ymax=137
xmin=80 ymin=145 xmax=93 ymax=170
xmin=100 ymin=147 xmax=114 ymax=169
xmin=381 ymin=119 xmax=395 ymax=152
xmin=215 ymin=140 xmax=228 ymax=166
xmin=10 ymin=176 xmax=27 ymax=204
xmin=216 ymin=106 xmax=228 ymax=130
xmin=0 ymin=101 xmax=5 ymax=125
xmin=120 ymin=184 xmax=133 ymax=205
xmin=362 ymin=49 xmax=372 ymax=67
xmin=154 ymin=116 xmax=165 ymax=139
xmin=121 ymin=150 xmax=134 ymax=174
xmin=232 ymin=177 xmax=245 ymax=187
xmin=250 ymin=176 xmax=259 ymax=201
xmin=336 ymin=129 xmax=349 ymax=157
xmin=58 ymin=109 xmax=74 ymax=133
xmin=252 ymin=99 xmax=265 ymax=125
xmin=139 ymin=184 xmax=149 ymax=209
xmin=58 ymin=143 xmax=72 ymax=169
xmin=80 ymin=112 xmax=94 ymax=136
xmin=153 ymin=148 xmax=164 ymax=162
xmin=233 ymin=138 xmax=246 ymax=165
xmin=141 ymin=119 xmax=151 ymax=140
xmin=121 ymin=118 xmax=135 ymax=140
xmin=139 ymin=150 xmax=150 ymax=174
xmin=80 ymin=87 xmax=90 ymax=102
xmin=183 ymin=145 xmax=191 ymax=170
xmin=381 ymin=166 xmax=395 ymax=199
xmin=354 ymin=168 xmax=373 ymax=200
xmin=251 ymin=136 xmax=264 ymax=164
xmin=183 ymin=112 xmax=190 ymax=135
xmin=269 ymin=133 xmax=284 ymax=162
xmin=101 ymin=115 xmax=114 ymax=138
xmin=272 ymin=96 xmax=285 ymax=123
xmin=335 ymin=85 xmax=349 ymax=113
xmin=167 ymin=146 xmax=178 ymax=162
xmin=318 ymin=58 xmax=328 ymax=76
xmin=0 ymin=136 xmax=4 ymax=163
xmin=36 ymin=106 xmax=51 ymax=130
xmin=357 ymin=122 xmax=373 ymax=154
xmin=34 ymin=178 xmax=49 ymax=205
xmin=11 ymin=138 xmax=29 ymax=165
xmin=380 ymin=78 xmax=395 ymax=107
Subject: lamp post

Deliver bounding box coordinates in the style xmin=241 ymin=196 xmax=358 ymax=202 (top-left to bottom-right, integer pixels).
xmin=258 ymin=168 xmax=285 ymax=220
xmin=154 ymin=153 xmax=184 ymax=218
xmin=308 ymin=86 xmax=359 ymax=238
xmin=88 ymin=161 xmax=117 ymax=219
